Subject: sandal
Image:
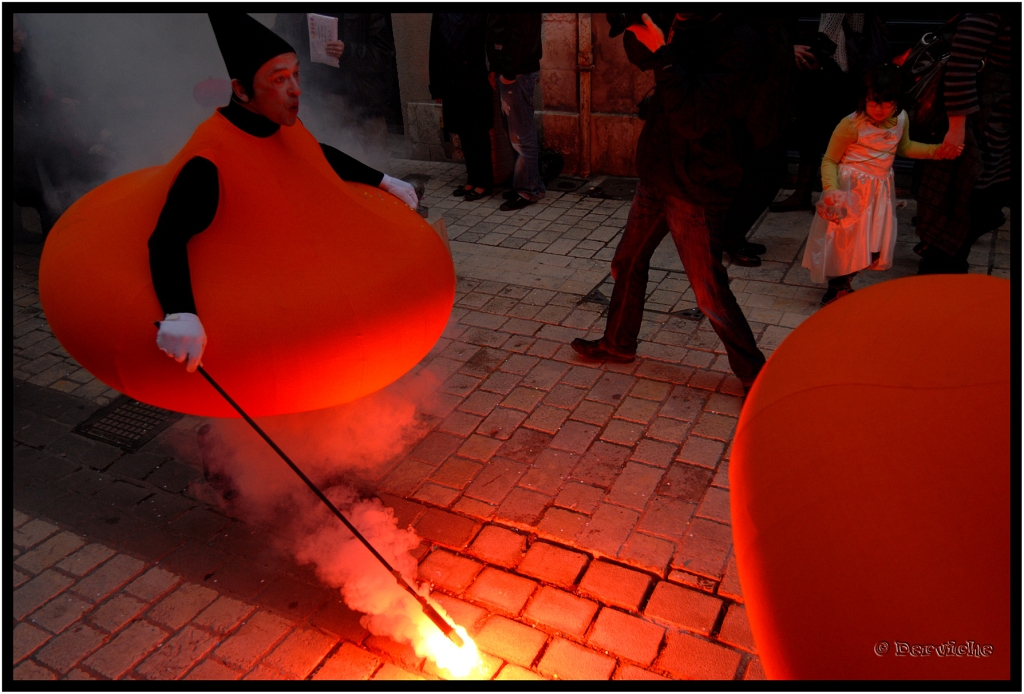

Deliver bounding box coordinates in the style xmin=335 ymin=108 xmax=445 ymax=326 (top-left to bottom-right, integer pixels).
xmin=463 ymin=188 xmax=492 ymax=201
xmin=452 ymin=185 xmax=472 ymax=197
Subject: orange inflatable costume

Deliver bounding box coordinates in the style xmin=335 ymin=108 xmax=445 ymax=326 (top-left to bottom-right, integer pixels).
xmin=731 ymin=275 xmax=1010 ymax=679
xmin=39 ymin=113 xmax=455 ymax=418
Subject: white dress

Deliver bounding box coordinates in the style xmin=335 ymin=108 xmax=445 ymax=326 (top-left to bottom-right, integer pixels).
xmin=802 ymin=111 xmax=903 ymax=283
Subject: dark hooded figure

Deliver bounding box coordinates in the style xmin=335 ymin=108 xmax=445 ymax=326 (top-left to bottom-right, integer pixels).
xmin=150 ymin=13 xmax=417 ymax=371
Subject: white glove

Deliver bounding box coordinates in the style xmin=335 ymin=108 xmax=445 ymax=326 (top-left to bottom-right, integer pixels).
xmin=380 ymin=174 xmax=418 ymax=210
xmin=156 ymin=312 xmax=207 ymax=373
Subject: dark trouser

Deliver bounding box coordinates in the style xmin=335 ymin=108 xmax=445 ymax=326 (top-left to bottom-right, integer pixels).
xmin=723 ymin=143 xmax=786 ymax=252
xmin=604 ymin=181 xmax=766 ymax=387
xmin=919 ymin=181 xmax=1010 ymax=275
xmin=828 ymin=273 xmax=856 ymax=290
xmin=459 ymin=126 xmax=493 ymax=190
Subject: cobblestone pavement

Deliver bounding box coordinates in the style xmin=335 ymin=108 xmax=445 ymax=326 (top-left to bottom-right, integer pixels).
xmin=12 ymin=158 xmax=1011 ymax=681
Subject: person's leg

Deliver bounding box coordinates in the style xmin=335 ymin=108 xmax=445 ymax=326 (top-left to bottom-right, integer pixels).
xmin=665 ymin=196 xmax=766 ymax=389
xmin=572 ymin=181 xmax=668 ymax=361
xmin=498 ymin=72 xmax=544 ymax=201
xmin=462 ymin=127 xmax=493 ymax=192
xmin=821 ymin=272 xmax=857 ymax=305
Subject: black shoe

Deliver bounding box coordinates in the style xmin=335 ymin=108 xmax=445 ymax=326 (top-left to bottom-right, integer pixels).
xmin=502 ymin=190 xmax=519 ymax=201
xmin=570 ymin=338 xmax=636 ymax=363
xmin=743 ymin=242 xmax=767 ymax=256
xmin=463 ymin=187 xmax=492 ymax=201
xmin=820 ymin=287 xmax=853 ymax=307
xmin=726 ymin=248 xmax=762 ymax=267
xmin=500 ymin=194 xmax=536 ymax=212
xmin=675 ymin=307 xmax=704 ymax=320
xmin=453 ymin=185 xmax=471 ymax=197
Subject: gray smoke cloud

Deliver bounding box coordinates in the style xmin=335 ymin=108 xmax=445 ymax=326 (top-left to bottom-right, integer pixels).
xmin=17 ymin=12 xmax=392 ymax=212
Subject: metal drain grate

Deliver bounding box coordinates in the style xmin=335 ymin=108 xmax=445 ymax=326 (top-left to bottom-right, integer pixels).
xmin=548 ymin=176 xmax=590 ymax=193
xmin=73 ymin=395 xmax=183 ymax=452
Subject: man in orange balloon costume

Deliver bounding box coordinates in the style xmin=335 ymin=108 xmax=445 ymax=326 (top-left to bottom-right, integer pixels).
xmin=153 ymin=13 xmax=418 ymax=372
xmin=39 ymin=13 xmax=455 ymax=418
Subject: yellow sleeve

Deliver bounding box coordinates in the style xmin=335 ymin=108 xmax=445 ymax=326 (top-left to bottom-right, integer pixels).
xmin=896 ymin=113 xmax=940 ymax=159
xmin=820 ymin=117 xmax=859 ymax=192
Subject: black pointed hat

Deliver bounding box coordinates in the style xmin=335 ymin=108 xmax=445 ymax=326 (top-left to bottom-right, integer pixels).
xmin=208 ymin=13 xmax=295 ymax=88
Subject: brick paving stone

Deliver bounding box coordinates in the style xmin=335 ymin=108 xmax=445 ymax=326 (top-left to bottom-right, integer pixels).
xmin=587 ymin=607 xmax=665 ymax=666
xmin=495 ymin=487 xmax=550 ymax=526
xmin=677 ymin=436 xmax=727 ymax=471
xmin=630 ymin=378 xmax=672 ymax=401
xmin=425 ymin=650 xmax=503 ymax=680
xmin=561 ymin=365 xmax=603 ymax=389
xmin=214 ymin=610 xmax=292 ymax=671
xmin=430 ymin=593 xmax=489 ymax=635
xmin=135 ymin=625 xmax=217 ymax=680
xmin=14 ymin=660 xmax=59 ymax=680
xmin=578 ymin=561 xmax=652 ymax=613
xmin=636 ymin=361 xmax=694 ymax=385
xmin=668 ymin=570 xmax=718 ymax=594
xmin=616 ymin=663 xmax=669 ymax=680
xmin=243 ymin=663 xmax=287 ymax=680
xmin=659 ymin=385 xmax=707 ymax=421
xmin=675 ymin=518 xmax=733 ymax=580
xmin=457 ymin=434 xmax=504 ymax=462
xmin=13 ymin=518 xmax=60 ymax=549
xmin=475 ymin=615 xmax=547 ymax=668
xmin=705 ymin=393 xmax=743 ymax=417
xmin=691 ymin=412 xmax=737 ymax=442
xmin=14 ymin=508 xmax=31 ymax=528
xmin=14 ymin=570 xmax=74 ymax=620
xmin=587 ymin=372 xmax=637 ymax=404
xmin=578 ymin=503 xmax=639 ymax=557
xmin=549 ymin=420 xmax=601 ymax=453
xmin=536 ymin=508 xmax=588 ymax=545
xmin=524 ymin=586 xmax=598 ymax=637
xmin=496 ymin=428 xmax=552 ymax=464
xmin=553 ymin=482 xmax=603 ymax=514
xmin=606 ymin=463 xmax=663 ymax=511
xmin=688 ymin=369 xmax=724 ymax=392
xmin=452 ymin=497 xmax=497 ymax=520
xmin=466 ymin=568 xmax=537 ymax=615
xmin=521 ymin=360 xmax=570 ymax=390
xmin=364 ymin=634 xmax=424 ymax=670
xmin=307 ymin=599 xmax=369 ymax=644
xmin=571 ymin=440 xmax=631 ymax=488
xmin=543 ymin=384 xmax=587 ymax=410
xmin=697 ymin=487 xmax=731 ymax=525
xmin=658 ymin=463 xmax=714 ymax=503
xmin=414 ymin=508 xmax=481 ymax=549
xmin=261 ymin=626 xmax=338 ymax=679
xmin=192 ymin=596 xmax=254 ymax=635
xmin=655 ymin=631 xmax=742 ymax=680
xmin=718 ymin=552 xmax=743 ymax=603
xmin=618 ymin=532 xmax=676 ymax=575
xmin=495 ymin=664 xmax=546 ymax=680
xmin=519 ymin=448 xmax=577 ymax=490
xmin=29 ymin=593 xmax=91 ymax=634
xmin=517 ymin=542 xmax=589 ymax=588
xmin=479 ymin=371 xmax=523 ymax=396
xmin=148 ymin=583 xmax=219 ymax=631
xmin=438 ymin=410 xmax=483 ymax=437
xmin=409 ymin=432 xmax=465 ymax=464
xmin=15 ymin=531 xmax=86 ymax=574
xmin=13 ymin=622 xmax=51 ymax=663
xmin=124 ymin=566 xmax=180 ymax=602
xmin=600 ymin=418 xmax=645 ymax=447
xmin=383 ymin=459 xmax=439 ymax=496
xmin=83 ymin=621 xmax=168 ymax=679
xmin=14 ymin=567 xmax=31 ymax=588
xmin=313 ymin=642 xmax=380 ymax=680
xmin=413 ymin=482 xmax=460 ymax=507
xmin=501 ymin=386 xmax=545 ymax=412
xmin=371 ymin=663 xmax=424 ymax=680
xmin=90 ymin=593 xmax=147 ymax=633
xmin=614 ymin=397 xmax=661 ymax=424
xmin=712 ymin=456 xmax=730 ymax=488
xmin=459 ymin=390 xmax=503 ymax=417
xmin=72 ymin=554 xmax=146 ymax=604
xmin=637 ymin=495 xmax=696 ymax=539
xmin=464 ymin=458 xmax=527 ymax=504
xmin=184 ymin=659 xmax=242 ymax=680
xmin=570 ymin=399 xmax=616 ymax=427
xmin=643 ymin=581 xmax=722 ymax=636
xmin=467 ymin=525 xmax=527 ymax=568
xmin=34 ymin=622 xmax=105 ymax=674
xmin=442 ymin=373 xmax=483 ymax=397
xmin=523 ymin=405 xmax=570 ymax=434
xmin=631 ymin=438 xmax=678 ymax=468
xmin=646 ymin=416 xmax=691 ymax=444
xmin=476 ymin=407 xmax=528 ymax=440
xmin=744 ymin=655 xmax=767 ymax=680
xmin=418 ymin=549 xmax=484 ymax=593
xmin=718 ymin=604 xmax=756 ymax=654
xmin=537 ymin=637 xmax=616 ymax=680
xmin=430 ymin=457 xmax=483 ymax=490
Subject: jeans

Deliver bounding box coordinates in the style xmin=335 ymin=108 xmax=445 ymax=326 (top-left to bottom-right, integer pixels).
xmin=498 ymin=71 xmax=544 ymax=200
xmin=604 ymin=181 xmax=766 ymax=387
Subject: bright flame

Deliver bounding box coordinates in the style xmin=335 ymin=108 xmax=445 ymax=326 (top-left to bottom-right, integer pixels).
xmin=410 ymin=599 xmax=481 ymax=679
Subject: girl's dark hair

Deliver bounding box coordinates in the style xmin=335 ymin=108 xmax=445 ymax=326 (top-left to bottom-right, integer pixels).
xmin=857 ymin=63 xmax=903 ymax=115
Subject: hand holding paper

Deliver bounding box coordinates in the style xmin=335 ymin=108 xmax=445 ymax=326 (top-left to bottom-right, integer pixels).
xmin=308 ymin=13 xmax=340 ymax=68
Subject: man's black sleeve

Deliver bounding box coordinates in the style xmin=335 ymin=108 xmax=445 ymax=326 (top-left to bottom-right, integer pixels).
xmin=320 ymin=143 xmax=384 ymax=186
xmin=148 ymin=156 xmax=219 ymax=316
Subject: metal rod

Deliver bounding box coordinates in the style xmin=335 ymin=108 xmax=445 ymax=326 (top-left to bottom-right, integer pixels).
xmin=182 ymin=356 xmax=463 ymax=647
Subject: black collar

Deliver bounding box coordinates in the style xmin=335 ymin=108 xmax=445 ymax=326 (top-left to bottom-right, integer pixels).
xmin=218 ymin=98 xmax=280 ymax=138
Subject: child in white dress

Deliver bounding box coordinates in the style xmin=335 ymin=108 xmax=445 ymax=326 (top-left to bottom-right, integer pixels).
xmin=802 ymin=64 xmax=962 ymax=306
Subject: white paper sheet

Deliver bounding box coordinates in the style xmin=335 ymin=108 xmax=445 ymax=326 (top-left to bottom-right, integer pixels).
xmin=308 ymin=13 xmax=339 ymax=68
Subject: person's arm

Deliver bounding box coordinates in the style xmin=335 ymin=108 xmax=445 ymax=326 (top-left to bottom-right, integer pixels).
xmin=937 ymin=14 xmax=999 ymax=157
xmin=896 ymin=113 xmax=941 ymax=159
xmin=819 ymin=117 xmax=858 ymax=192
xmin=320 ymin=143 xmax=384 ymax=186
xmin=148 ymin=157 xmax=219 ymax=316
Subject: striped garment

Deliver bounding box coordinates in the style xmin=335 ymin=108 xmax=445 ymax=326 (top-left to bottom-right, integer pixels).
xmin=943 ymin=13 xmax=1011 ymax=188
